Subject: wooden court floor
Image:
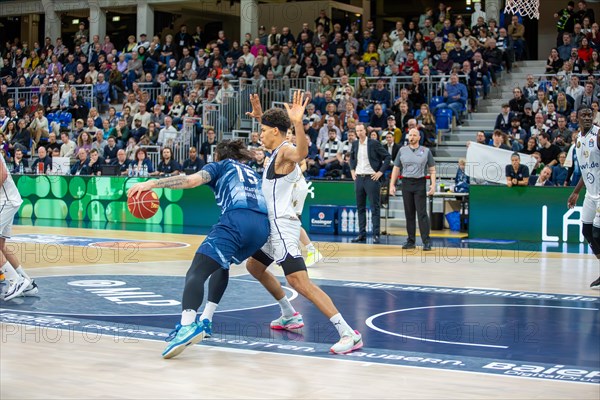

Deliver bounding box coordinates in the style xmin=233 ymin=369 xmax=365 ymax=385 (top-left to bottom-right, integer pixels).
xmin=1 ymin=225 xmax=599 ymax=399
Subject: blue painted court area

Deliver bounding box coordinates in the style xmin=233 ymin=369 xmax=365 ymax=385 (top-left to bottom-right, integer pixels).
xmin=1 ymin=275 xmax=598 ymax=384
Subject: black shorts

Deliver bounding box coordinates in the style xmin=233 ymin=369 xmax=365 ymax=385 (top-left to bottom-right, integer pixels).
xmin=250 ymin=250 xmax=307 ymax=276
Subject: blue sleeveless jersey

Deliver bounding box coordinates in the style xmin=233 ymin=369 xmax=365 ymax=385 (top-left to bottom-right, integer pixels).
xmin=202 ymin=159 xmax=268 ymax=215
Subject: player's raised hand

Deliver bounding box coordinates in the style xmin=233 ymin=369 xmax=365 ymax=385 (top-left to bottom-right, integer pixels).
xmin=284 ymin=90 xmax=309 ymax=125
xmin=245 ymin=94 xmax=263 ymax=120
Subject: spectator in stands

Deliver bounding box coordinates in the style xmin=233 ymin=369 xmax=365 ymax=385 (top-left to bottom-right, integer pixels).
xmin=44 ymin=132 xmax=61 ymax=154
xmin=553 ymin=152 xmax=569 ymax=185
xmin=31 ymin=146 xmax=52 ymax=174
xmin=546 ymin=48 xmax=564 ymax=74
xmin=437 ymin=72 xmax=467 ymax=125
xmin=506 ymin=153 xmax=530 ymax=187
xmin=471 ymin=51 xmax=490 ymax=99
xmin=319 ymin=129 xmax=343 ymax=178
xmin=100 ymin=135 xmax=117 ymax=163
xmin=336 ymin=129 xmax=356 ymax=179
xmin=182 ymin=146 xmax=205 ymax=173
xmin=538 ymin=132 xmax=562 ymax=166
xmin=200 ymin=128 xmax=217 ymax=163
xmin=29 ymin=109 xmax=49 ymax=145
xmin=509 ymin=88 xmax=528 ymax=115
xmin=132 ymin=147 xmax=154 ymax=174
xmin=157 ymin=116 xmax=178 ymax=147
xmin=10 ymin=119 xmax=31 ymax=153
xmin=368 ymin=104 xmax=389 ymax=136
xmin=383 ymin=132 xmax=400 ymax=168
xmin=76 ymin=131 xmax=93 ymax=154
xmin=508 ymin=117 xmax=528 ymax=151
xmin=532 ymin=90 xmax=550 ymax=114
xmin=528 ymin=165 xmax=555 ymax=186
xmin=112 ymin=149 xmax=130 ymax=175
xmin=113 ymin=119 xmax=130 ymax=147
xmin=494 ymin=104 xmax=515 ymax=133
xmin=130 ymin=118 xmax=148 ymax=143
xmin=87 ymin=148 xmax=105 ymax=176
xmin=492 ymin=130 xmax=511 ymax=150
xmin=10 ymin=148 xmax=28 ymax=173
xmin=70 ymin=148 xmax=90 ymax=176
xmin=558 ymin=32 xmax=574 ymax=60
xmin=150 ymin=104 xmax=166 ymax=129
xmin=530 ymin=112 xmax=550 ymax=137
xmin=339 ymin=102 xmax=359 ymax=132
xmin=434 ymin=50 xmax=453 ymax=75
xmin=153 ymin=147 xmax=181 ymax=176
xmin=416 ymin=104 xmax=436 ymax=146
xmin=521 ymin=136 xmax=538 ymax=155
xmin=580 ymin=81 xmax=599 ymax=107
xmin=553 ymin=115 xmax=573 ymax=150
xmin=382 ymin=115 xmax=403 ymax=144
xmin=316 ymin=116 xmax=341 ymax=149
xmin=67 ymin=88 xmax=88 ymax=121
xmin=508 ymin=15 xmax=526 ymax=60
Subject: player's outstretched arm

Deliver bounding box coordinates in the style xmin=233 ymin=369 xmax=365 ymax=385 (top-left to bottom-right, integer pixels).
xmin=282 ymin=90 xmax=310 ymax=163
xmin=127 ymin=170 xmax=211 ymax=198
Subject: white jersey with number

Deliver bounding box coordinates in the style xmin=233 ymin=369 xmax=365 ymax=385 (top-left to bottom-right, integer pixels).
xmin=575 ymin=125 xmax=600 ymax=199
xmin=0 ymin=156 xmax=23 ymax=207
xmin=262 ymin=141 xmax=302 ymax=221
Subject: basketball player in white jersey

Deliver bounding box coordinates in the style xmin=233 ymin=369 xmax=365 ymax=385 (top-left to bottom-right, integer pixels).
xmin=245 ymin=92 xmax=363 ymax=354
xmin=567 ymin=105 xmax=600 ymax=287
xmin=285 ymin=129 xmax=323 ymax=267
xmin=0 ymin=155 xmax=37 ymax=300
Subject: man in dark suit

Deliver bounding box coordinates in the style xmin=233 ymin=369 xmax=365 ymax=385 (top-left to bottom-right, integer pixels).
xmin=383 ymin=132 xmax=400 ymax=169
xmin=349 ymin=122 xmax=391 ymax=244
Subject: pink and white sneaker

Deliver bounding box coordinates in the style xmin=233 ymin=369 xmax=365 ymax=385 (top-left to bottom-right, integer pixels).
xmin=330 ymin=330 xmax=363 ymax=354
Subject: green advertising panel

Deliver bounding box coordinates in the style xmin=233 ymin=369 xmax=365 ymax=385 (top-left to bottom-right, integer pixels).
xmin=14 ymin=176 xmax=357 ymax=228
xmin=469 ymin=185 xmax=587 ymax=243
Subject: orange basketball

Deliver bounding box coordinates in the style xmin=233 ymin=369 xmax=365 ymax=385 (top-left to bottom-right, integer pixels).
xmin=128 ymin=190 xmax=160 ymax=219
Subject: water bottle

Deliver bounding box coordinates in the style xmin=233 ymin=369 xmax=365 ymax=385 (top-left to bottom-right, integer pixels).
xmin=143 ymin=164 xmax=148 ymax=177
xmin=341 ymin=209 xmax=348 ymax=233
xmin=354 ymin=211 xmax=359 ymax=233
xmin=367 ymin=209 xmax=372 ymax=234
xmin=19 ymin=163 xmax=24 ymax=174
xmin=128 ymin=164 xmax=133 ymax=177
xmin=348 ymin=209 xmax=355 ymax=233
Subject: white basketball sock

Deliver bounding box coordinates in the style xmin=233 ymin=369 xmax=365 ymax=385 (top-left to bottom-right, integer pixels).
xmin=199 ymin=301 xmax=218 ymax=322
xmin=1 ymin=262 xmax=19 ymax=282
xmin=330 ymin=313 xmax=353 ymax=337
xmin=277 ymin=296 xmax=296 ymax=318
xmin=180 ymin=309 xmax=197 ymax=326
xmin=16 ymin=266 xmax=30 ymax=280
xmin=306 ymin=243 xmax=316 ymax=252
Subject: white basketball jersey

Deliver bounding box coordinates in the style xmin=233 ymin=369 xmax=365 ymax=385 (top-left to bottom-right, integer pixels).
xmin=575 ymin=125 xmax=600 ymax=198
xmin=262 ymin=141 xmax=302 ymax=221
xmin=0 ymin=156 xmax=23 ymax=207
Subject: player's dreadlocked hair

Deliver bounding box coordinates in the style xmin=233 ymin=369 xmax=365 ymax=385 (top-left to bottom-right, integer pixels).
xmin=214 ymin=139 xmax=254 ymax=163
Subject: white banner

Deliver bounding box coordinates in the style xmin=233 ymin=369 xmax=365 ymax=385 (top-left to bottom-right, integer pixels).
xmin=466 ymin=143 xmax=537 ymax=184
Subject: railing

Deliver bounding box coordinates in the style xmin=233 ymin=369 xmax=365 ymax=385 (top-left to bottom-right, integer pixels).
xmin=7 ymin=84 xmax=95 ymax=111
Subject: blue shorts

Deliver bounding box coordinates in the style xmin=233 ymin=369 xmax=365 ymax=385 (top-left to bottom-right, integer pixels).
xmin=198 ymin=209 xmax=270 ymax=269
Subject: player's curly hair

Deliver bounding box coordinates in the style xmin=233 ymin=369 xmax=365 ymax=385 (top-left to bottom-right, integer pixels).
xmin=261 ymin=108 xmax=291 ymax=134
xmin=215 ymin=139 xmax=254 ymax=162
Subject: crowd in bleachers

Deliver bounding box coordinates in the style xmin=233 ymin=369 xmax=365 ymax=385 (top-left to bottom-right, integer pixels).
xmin=0 ymin=1 xmax=597 ymax=181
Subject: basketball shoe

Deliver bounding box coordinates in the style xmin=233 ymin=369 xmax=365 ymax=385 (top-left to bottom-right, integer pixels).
xmin=330 ymin=330 xmax=363 ymax=354
xmin=162 ymin=322 xmax=206 ymax=359
xmin=22 ymin=280 xmax=39 ymax=296
xmin=199 ymin=318 xmax=212 ymax=338
xmin=270 ymin=312 xmax=304 ymax=330
xmin=591 ymin=276 xmax=600 ymax=288
xmin=4 ymin=275 xmax=31 ymax=301
xmin=305 ymin=248 xmax=323 ymax=267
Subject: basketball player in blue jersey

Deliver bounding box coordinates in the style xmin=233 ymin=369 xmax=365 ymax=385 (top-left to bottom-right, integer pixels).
xmin=567 ymin=105 xmax=600 ymax=287
xmin=245 ymin=91 xmax=363 ymax=354
xmin=128 ymin=140 xmax=270 ymax=359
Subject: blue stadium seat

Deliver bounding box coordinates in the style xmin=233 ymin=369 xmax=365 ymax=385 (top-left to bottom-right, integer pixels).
xmin=358 ymin=109 xmax=371 ymax=123
xmin=429 ymin=96 xmax=445 ymax=110
xmin=435 ymin=108 xmax=453 ymax=131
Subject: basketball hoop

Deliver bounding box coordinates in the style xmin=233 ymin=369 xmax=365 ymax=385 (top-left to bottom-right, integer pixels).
xmin=504 ymin=0 xmax=540 ymax=19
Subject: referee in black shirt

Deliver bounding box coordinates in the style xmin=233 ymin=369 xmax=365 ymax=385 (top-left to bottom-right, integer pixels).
xmin=389 ymin=128 xmax=436 ymax=251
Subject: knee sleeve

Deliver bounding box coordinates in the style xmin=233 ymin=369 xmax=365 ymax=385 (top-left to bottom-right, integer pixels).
xmin=207 ymin=267 xmax=229 ymax=304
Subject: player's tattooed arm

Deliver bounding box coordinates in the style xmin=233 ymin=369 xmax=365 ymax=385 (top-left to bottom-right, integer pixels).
xmin=153 ymin=170 xmax=211 ymax=190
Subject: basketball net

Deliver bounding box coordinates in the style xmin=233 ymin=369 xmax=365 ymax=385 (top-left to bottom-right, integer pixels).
xmin=504 ymin=0 xmax=540 ymax=19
